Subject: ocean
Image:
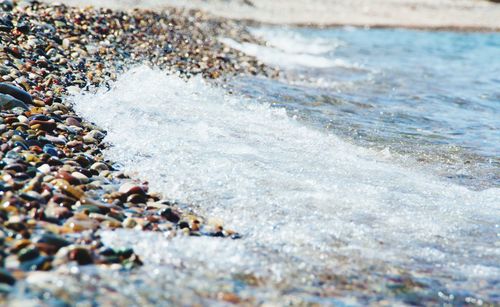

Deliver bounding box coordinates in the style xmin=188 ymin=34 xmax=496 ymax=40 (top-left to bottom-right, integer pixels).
xmin=58 ymin=27 xmax=500 ymax=304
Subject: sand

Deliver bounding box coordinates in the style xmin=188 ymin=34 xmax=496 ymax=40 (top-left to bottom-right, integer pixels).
xmin=42 ymin=0 xmax=500 ymax=30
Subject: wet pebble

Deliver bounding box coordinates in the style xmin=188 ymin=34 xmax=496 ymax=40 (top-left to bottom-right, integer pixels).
xmin=0 ymin=0 xmax=266 ymax=289
xmin=0 ymin=83 xmax=32 ymax=105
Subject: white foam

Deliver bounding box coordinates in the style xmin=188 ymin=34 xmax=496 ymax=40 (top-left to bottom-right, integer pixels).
xmin=73 ymin=66 xmax=499 ymax=297
xmin=249 ymin=28 xmax=343 ymax=55
xmin=220 ymin=37 xmax=356 ymax=69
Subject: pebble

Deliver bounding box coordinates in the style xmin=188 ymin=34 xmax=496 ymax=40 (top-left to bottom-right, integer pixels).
xmin=0 ymin=93 xmax=28 ymax=110
xmin=0 ymin=269 xmax=16 ymax=286
xmin=34 ymin=233 xmax=71 ymax=251
xmin=71 ymin=171 xmax=89 ymax=183
xmin=119 ymin=182 xmax=146 ymax=195
xmin=90 ymin=162 xmax=109 ymax=172
xmin=122 ymin=217 xmax=137 ymax=228
xmin=67 ymin=247 xmax=93 ymax=265
xmin=0 ymin=83 xmax=33 ymax=105
xmin=0 ymin=0 xmax=268 ymax=290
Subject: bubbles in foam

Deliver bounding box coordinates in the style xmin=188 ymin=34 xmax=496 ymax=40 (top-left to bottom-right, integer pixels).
xmin=219 ymin=37 xmax=357 ymax=69
xmin=249 ymin=27 xmax=344 ymax=55
xmin=73 ymin=66 xmax=500 ymax=301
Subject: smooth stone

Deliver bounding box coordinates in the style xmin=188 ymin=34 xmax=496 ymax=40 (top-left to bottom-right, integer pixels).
xmin=4 ymin=163 xmax=27 ymax=172
xmin=71 ymin=171 xmax=89 ymax=183
xmin=122 ymin=217 xmax=137 ymax=228
xmin=18 ymin=247 xmax=40 ymax=263
xmin=43 ymin=144 xmax=58 ymax=156
xmin=10 ymin=134 xmax=24 ymax=142
xmin=16 ymin=23 xmax=29 ymax=34
xmin=34 ymin=233 xmax=70 ymax=251
xmin=127 ymin=193 xmax=147 ymax=204
xmin=87 ymin=129 xmax=105 ymax=140
xmin=29 ymin=114 xmax=51 ymax=121
xmin=13 ymin=141 xmax=28 ymax=150
xmin=159 ymin=208 xmax=180 ymax=223
xmin=52 ymin=179 xmax=85 ymax=200
xmin=164 ymin=44 xmax=174 ymax=54
xmin=25 ymin=139 xmax=43 ymax=148
xmin=82 ymin=134 xmax=97 ymax=144
xmin=66 ymin=140 xmax=83 ymax=148
xmin=47 ymin=157 xmax=64 ymax=166
xmin=0 ymin=83 xmax=32 ymax=105
xmin=63 ymin=217 xmax=98 ymax=232
xmin=98 ymin=247 xmax=116 ymax=257
xmin=17 ymin=115 xmax=28 ymax=123
xmin=37 ymin=164 xmax=51 ymax=174
xmin=114 ymin=247 xmax=134 ymax=259
xmin=29 ymin=120 xmax=57 ymax=131
xmin=0 ymin=93 xmax=28 ymax=110
xmin=65 ymin=117 xmax=81 ymax=127
xmin=62 ymin=38 xmax=70 ymax=49
xmin=45 ymin=135 xmax=66 ymax=145
xmin=107 ymin=209 xmax=126 ymax=221
xmin=74 ymin=155 xmax=93 ymax=167
xmin=19 ymin=255 xmax=51 ymax=271
xmin=90 ymin=162 xmax=109 ymax=172
xmin=119 ymin=182 xmax=145 ymax=195
xmin=0 ymin=269 xmax=15 ymax=285
xmin=56 ymin=171 xmax=79 ymax=185
xmin=19 ymin=191 xmax=44 ymax=202
xmin=68 ymin=247 xmax=93 ymax=265
xmin=178 ymin=221 xmax=190 ymax=229
xmin=76 ymin=204 xmax=103 ymax=214
xmin=0 ymin=1 xmax=13 ymax=11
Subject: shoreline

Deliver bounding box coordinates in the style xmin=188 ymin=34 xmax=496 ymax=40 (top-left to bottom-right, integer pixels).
xmin=241 ymin=20 xmax=500 ymax=33
xmin=41 ymin=0 xmax=500 ymax=32
xmin=0 ymin=1 xmax=274 ymax=300
xmin=2 ymin=1 xmax=499 ymax=306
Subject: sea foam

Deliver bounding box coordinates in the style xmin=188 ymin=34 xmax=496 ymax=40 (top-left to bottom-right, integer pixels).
xmin=72 ymin=66 xmax=499 ymax=301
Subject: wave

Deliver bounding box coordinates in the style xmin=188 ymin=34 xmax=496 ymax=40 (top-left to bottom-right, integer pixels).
xmin=249 ymin=27 xmax=344 ymax=55
xmin=72 ymin=66 xmax=499 ymax=300
xmin=220 ymin=37 xmax=360 ymax=70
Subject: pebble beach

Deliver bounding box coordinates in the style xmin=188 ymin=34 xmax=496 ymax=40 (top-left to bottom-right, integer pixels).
xmin=1 ymin=1 xmax=499 ymax=306
xmin=0 ymin=0 xmax=275 ymax=301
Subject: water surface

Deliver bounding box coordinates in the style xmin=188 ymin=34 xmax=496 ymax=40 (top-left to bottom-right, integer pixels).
xmin=223 ymin=27 xmax=500 ymax=189
xmin=11 ymin=28 xmax=500 ymax=306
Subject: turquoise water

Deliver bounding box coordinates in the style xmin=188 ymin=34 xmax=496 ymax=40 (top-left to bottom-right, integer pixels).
xmin=225 ymin=28 xmax=500 ymax=188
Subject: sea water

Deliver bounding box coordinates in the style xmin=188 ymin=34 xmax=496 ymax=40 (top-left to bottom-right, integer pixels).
xmin=222 ymin=27 xmax=500 ymax=189
xmin=15 ymin=28 xmax=500 ymax=305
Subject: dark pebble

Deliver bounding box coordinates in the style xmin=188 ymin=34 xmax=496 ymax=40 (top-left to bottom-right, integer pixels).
xmin=115 ymin=247 xmax=134 ymax=259
xmin=0 ymin=1 xmax=13 ymax=11
xmin=35 ymin=233 xmax=71 ymax=251
xmin=0 ymin=93 xmax=29 ymax=110
xmin=18 ymin=247 xmax=40 ymax=262
xmin=127 ymin=193 xmax=147 ymax=204
xmin=16 ymin=22 xmax=29 ymax=34
xmin=0 ymin=269 xmax=15 ymax=286
xmin=0 ymin=83 xmax=32 ymax=105
xmin=159 ymin=208 xmax=180 ymax=223
xmin=98 ymin=247 xmax=116 ymax=257
xmin=68 ymin=248 xmax=94 ymax=265
xmin=178 ymin=221 xmax=190 ymax=229
xmin=164 ymin=43 xmax=174 ymax=54
xmin=19 ymin=255 xmax=52 ymax=271
xmin=4 ymin=163 xmax=27 ymax=172
xmin=43 ymin=144 xmax=58 ymax=156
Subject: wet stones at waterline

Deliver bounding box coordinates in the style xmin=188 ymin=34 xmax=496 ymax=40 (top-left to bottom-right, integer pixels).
xmin=1 ymin=0 xmax=254 ymax=289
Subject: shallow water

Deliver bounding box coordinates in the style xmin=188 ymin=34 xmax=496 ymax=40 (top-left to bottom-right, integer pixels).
xmin=222 ymin=27 xmax=500 ymax=189
xmin=62 ymin=63 xmax=500 ymax=304
xmin=10 ymin=28 xmax=500 ymax=305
